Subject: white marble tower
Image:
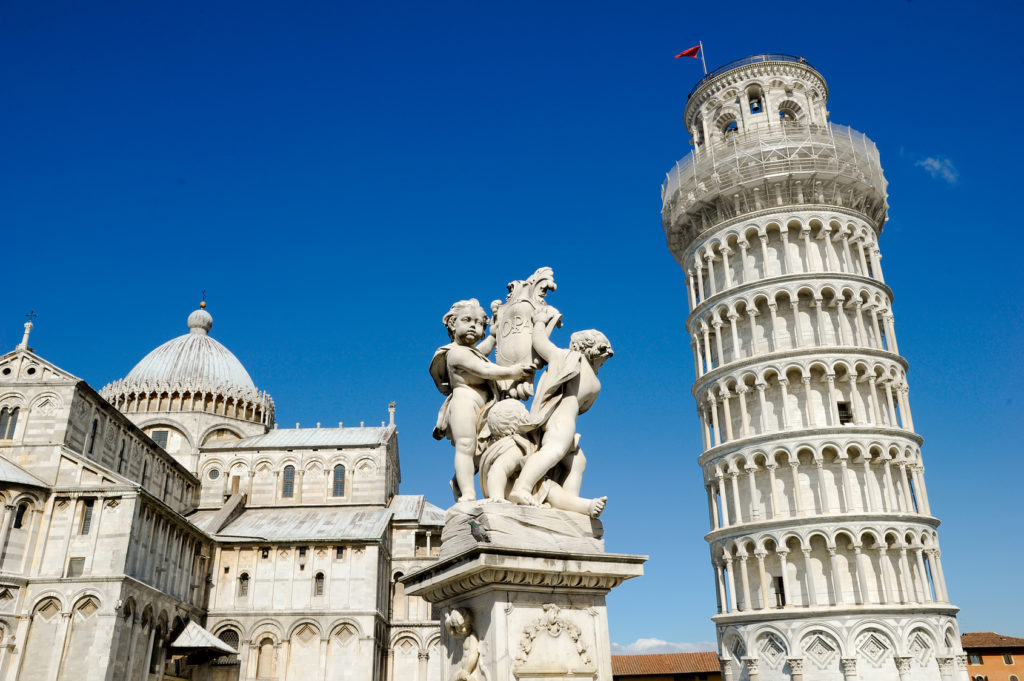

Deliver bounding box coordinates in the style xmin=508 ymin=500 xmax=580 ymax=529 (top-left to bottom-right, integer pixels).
xmin=661 ymin=55 xmax=967 ymax=681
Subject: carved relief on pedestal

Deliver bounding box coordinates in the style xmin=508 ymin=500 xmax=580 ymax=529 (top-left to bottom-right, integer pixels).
xmin=513 ymin=603 xmax=595 ymax=679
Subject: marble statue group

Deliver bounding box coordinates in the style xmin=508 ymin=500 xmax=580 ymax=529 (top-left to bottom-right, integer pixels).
xmin=430 ymin=267 xmax=611 ymax=517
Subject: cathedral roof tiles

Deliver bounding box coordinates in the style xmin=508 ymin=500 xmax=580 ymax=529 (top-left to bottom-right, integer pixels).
xmin=201 ymin=425 xmax=394 ymax=450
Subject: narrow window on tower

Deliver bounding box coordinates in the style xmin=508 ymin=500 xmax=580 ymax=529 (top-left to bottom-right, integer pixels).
xmin=837 ymin=402 xmax=853 ymax=425
xmin=88 ymin=419 xmax=98 ymax=453
xmin=332 ymin=465 xmax=346 ymax=497
xmin=1004 ymin=654 xmax=1014 ymax=665
xmin=314 ymin=572 xmax=325 ymax=597
xmin=773 ymin=576 xmax=786 ymax=607
xmin=282 ymin=465 xmax=295 ymax=498
xmin=80 ymin=499 xmax=94 ymax=534
xmin=238 ymin=573 xmax=249 ymax=598
xmin=0 ymin=407 xmax=18 ymax=439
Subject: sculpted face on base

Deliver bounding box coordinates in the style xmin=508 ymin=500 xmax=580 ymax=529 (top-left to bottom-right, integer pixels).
xmin=430 ymin=269 xmax=610 ymax=516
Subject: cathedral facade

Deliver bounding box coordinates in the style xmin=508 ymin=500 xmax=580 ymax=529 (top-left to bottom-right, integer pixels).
xmin=0 ymin=305 xmax=443 ymax=681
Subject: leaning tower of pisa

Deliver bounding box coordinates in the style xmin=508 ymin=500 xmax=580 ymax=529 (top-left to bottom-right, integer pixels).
xmin=661 ymin=55 xmax=967 ymax=681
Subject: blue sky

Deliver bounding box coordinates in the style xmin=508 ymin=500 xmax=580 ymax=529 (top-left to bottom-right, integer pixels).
xmin=3 ymin=0 xmax=1023 ymax=652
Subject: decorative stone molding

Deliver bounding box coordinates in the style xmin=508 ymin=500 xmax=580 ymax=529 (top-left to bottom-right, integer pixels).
xmin=513 ymin=604 xmax=593 ymax=672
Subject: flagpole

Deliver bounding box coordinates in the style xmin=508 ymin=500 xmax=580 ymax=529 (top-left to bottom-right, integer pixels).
xmin=699 ymin=41 xmax=708 ymax=75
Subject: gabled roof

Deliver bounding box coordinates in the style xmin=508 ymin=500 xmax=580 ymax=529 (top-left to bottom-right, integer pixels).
xmin=0 ymin=457 xmax=47 ymax=488
xmin=169 ymin=620 xmax=237 ymax=654
xmin=202 ymin=426 xmax=394 ymax=451
xmin=611 ymin=651 xmax=720 ymax=675
xmin=390 ymin=495 xmax=445 ymax=526
xmin=0 ymin=348 xmax=81 ymax=384
xmin=962 ymin=632 xmax=1024 ymax=649
xmin=189 ymin=506 xmax=393 ymax=541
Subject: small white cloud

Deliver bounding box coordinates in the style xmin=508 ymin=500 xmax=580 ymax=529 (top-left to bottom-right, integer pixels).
xmin=915 ymin=156 xmax=959 ymax=184
xmin=611 ymin=637 xmax=716 ymax=654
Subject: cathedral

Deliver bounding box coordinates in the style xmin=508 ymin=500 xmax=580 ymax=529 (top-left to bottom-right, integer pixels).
xmin=0 ymin=304 xmax=444 ymax=681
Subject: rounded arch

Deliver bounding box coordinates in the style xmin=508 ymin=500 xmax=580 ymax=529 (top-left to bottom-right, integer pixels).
xmin=287 ymin=619 xmax=323 ymax=640
xmin=247 ymin=619 xmax=285 ymax=643
xmin=389 ymin=630 xmax=424 ymax=648
xmin=198 ymin=423 xmax=246 ymax=446
xmin=326 ymin=618 xmax=365 ymax=640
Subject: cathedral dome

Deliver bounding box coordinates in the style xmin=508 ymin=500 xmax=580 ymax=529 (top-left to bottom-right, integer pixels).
xmin=101 ymin=304 xmax=274 ymax=427
xmin=125 ymin=305 xmax=255 ymax=391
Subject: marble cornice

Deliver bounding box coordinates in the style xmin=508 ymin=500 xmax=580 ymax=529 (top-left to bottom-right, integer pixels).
xmin=685 ymin=271 xmax=894 ymax=324
xmin=403 ymin=546 xmax=646 ymax=604
xmin=704 ymin=511 xmax=941 ymax=543
xmin=691 ymin=346 xmax=908 ymax=397
xmin=711 ymin=602 xmax=959 ymax=625
xmin=696 ymin=425 xmax=925 ymax=466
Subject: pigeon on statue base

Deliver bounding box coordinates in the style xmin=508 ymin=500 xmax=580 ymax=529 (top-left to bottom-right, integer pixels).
xmin=468 ymin=519 xmax=491 ymax=543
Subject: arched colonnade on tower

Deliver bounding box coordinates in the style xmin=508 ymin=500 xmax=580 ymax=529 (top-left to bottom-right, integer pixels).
xmin=703 ymin=436 xmax=930 ymax=531
xmin=682 ymin=216 xmax=885 ymax=311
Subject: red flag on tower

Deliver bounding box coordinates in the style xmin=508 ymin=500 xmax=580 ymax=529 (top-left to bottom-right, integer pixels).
xmin=674 ymin=45 xmax=701 ymax=59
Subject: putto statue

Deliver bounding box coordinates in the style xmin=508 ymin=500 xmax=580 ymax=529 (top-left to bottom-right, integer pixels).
xmin=430 ymin=268 xmax=610 ymax=516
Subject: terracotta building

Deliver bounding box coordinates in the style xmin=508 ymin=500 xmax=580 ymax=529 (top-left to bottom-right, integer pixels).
xmin=962 ymin=633 xmax=1024 ymax=681
xmin=612 ymin=651 xmax=722 ymax=681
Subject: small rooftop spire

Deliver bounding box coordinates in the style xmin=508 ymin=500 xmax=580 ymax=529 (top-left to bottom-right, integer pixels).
xmin=17 ymin=311 xmax=37 ymax=351
xmin=388 ymin=401 xmax=396 ymax=426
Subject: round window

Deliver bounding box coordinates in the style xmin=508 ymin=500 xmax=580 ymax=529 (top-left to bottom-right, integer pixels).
xmin=26 ymin=367 xmax=36 ymax=375
xmin=1 ymin=368 xmax=10 ymax=375
xmin=208 ymin=469 xmax=220 ymax=480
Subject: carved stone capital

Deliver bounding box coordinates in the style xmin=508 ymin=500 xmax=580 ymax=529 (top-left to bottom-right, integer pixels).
xmin=787 ymin=658 xmax=804 ymax=673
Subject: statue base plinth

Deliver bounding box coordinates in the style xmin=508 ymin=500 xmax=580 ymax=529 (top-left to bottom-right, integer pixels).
xmin=405 ymin=503 xmax=646 ymax=681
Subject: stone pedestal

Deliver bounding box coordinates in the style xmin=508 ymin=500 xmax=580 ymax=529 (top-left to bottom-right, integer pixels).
xmin=405 ymin=502 xmax=645 ymax=681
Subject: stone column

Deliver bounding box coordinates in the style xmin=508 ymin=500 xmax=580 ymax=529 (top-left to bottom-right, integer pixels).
xmin=747 ymin=310 xmax=762 ymax=356
xmin=724 ymin=557 xmax=738 ymax=612
xmin=767 ymin=303 xmax=780 ymax=351
xmin=838 ymin=457 xmax=851 ymax=512
xmin=714 ymin=562 xmax=728 ymax=613
xmin=826 ymin=374 xmax=841 ymax=426
xmin=746 ymin=467 xmax=759 ymax=521
xmin=716 ymin=475 xmax=730 ymax=527
xmin=776 ymin=550 xmax=792 ymax=608
xmin=702 ymin=326 xmax=714 ymax=373
xmin=828 ymin=548 xmax=844 ymax=605
xmin=721 ymin=658 xmax=735 ymax=681
xmin=895 ymin=656 xmax=912 ymax=681
xmin=695 ymin=263 xmax=706 ymax=301
xmin=705 ymin=252 xmax=718 ymax=296
xmin=721 ymin=392 xmax=735 ymax=442
xmin=802 ymin=377 xmax=815 ymax=428
xmin=789 ymin=461 xmax=804 ymax=516
xmin=707 ymin=486 xmax=719 ymax=530
xmin=802 ymin=549 xmax=817 ymax=606
xmin=787 ymin=658 xmax=804 ymax=681
xmin=758 ymin=234 xmax=771 ymax=278
xmin=739 ymin=240 xmax=752 ymax=282
xmin=877 ymin=548 xmax=893 ymax=604
xmin=743 ymin=657 xmax=759 ymax=681
xmin=898 ymin=546 xmax=914 ymax=603
xmin=840 ymin=657 xmax=857 ymax=681
xmin=755 ymin=551 xmax=769 ymax=609
xmin=721 ymin=246 xmax=734 ymax=288
xmin=737 ymin=553 xmax=752 ymax=611
xmin=853 ymin=301 xmax=868 ymax=345
xmin=737 ymin=387 xmax=751 ymax=438
xmin=813 ymin=298 xmax=828 ymax=345
xmin=936 ymin=657 xmax=955 ymax=681
xmin=765 ymin=464 xmax=779 ymax=519
xmin=713 ymin=321 xmax=726 ymax=367
xmin=687 ymin=273 xmax=697 ymax=310
xmin=780 ymin=229 xmax=793 ymax=274
xmin=709 ymin=397 xmax=721 ymax=447
xmin=790 ymin=300 xmax=804 ymax=348
xmin=728 ymin=313 xmax=741 ymax=361
xmin=853 ymin=546 xmax=870 ymax=604
xmin=729 ymin=473 xmax=743 ymax=523
xmin=756 ymin=383 xmax=769 ymax=432
xmin=778 ymin=378 xmax=791 ymax=430
xmin=914 ymin=548 xmax=933 ymax=602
